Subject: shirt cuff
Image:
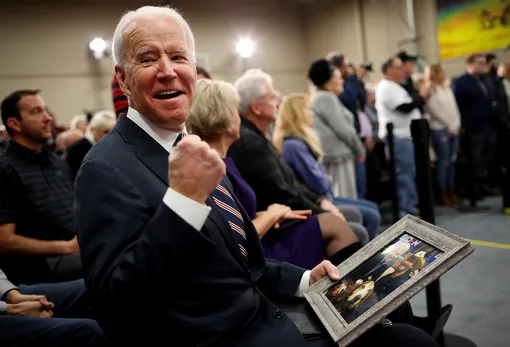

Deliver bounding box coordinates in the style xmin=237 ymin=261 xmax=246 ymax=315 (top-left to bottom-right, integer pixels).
xmin=295 ymin=270 xmax=311 ymax=297
xmin=0 ymin=301 xmax=6 ymax=315
xmin=162 ymin=188 xmax=211 ymax=232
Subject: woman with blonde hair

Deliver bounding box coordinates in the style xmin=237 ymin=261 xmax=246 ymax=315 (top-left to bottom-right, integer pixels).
xmin=273 ymin=93 xmax=381 ymax=240
xmin=186 ymin=79 xmax=366 ymax=269
xmin=424 ymin=63 xmax=461 ymax=206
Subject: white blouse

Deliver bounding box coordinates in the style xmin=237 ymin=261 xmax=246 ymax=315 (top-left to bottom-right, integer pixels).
xmin=425 ymin=85 xmax=461 ymax=134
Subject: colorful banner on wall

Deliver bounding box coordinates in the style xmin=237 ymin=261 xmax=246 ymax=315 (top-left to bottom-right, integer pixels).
xmin=437 ymin=0 xmax=510 ymax=60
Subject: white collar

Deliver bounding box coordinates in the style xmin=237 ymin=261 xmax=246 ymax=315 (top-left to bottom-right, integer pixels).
xmin=126 ymin=107 xmax=186 ymax=153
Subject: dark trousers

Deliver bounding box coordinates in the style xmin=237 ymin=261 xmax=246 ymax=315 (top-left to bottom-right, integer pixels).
xmin=501 ymin=129 xmax=510 ymax=209
xmin=286 ymin=300 xmax=438 ymax=347
xmin=307 ymin=323 xmax=439 ymax=347
xmin=0 ymin=279 xmax=107 ymax=347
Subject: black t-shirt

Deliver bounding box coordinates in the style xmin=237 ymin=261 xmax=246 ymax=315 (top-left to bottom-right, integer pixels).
xmin=0 ymin=140 xmax=75 ymax=283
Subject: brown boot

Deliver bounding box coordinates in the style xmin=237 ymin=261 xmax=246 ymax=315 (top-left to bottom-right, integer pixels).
xmin=448 ymin=187 xmax=460 ymax=206
xmin=439 ymin=189 xmax=452 ymax=206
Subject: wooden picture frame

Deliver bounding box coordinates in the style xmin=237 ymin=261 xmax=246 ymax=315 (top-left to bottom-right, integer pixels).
xmin=304 ymin=215 xmax=474 ymax=346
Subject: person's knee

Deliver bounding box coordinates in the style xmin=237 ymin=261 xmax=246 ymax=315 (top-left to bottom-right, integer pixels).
xmin=382 ymin=323 xmax=439 ymax=347
xmin=318 ymin=212 xmax=359 ymax=243
xmin=347 ymin=222 xmax=369 ymax=245
xmin=354 ymin=323 xmax=439 ymax=347
xmin=71 ymin=319 xmax=108 ymax=346
xmin=337 ymin=205 xmax=363 ymax=224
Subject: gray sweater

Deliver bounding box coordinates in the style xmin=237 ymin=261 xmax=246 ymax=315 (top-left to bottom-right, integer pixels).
xmin=312 ymin=90 xmax=365 ymax=164
xmin=0 ymin=268 xmax=17 ymax=314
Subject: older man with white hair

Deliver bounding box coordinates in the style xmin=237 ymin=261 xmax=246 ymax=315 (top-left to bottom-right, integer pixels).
xmin=66 ymin=110 xmax=116 ymax=180
xmin=75 ymin=6 xmax=439 ymax=347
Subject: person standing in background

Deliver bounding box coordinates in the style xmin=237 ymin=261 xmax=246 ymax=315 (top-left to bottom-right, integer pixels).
xmin=327 ymin=53 xmax=369 ymax=198
xmin=376 ymin=57 xmax=430 ymax=217
xmin=496 ymin=62 xmax=510 ymax=213
xmin=424 ymin=64 xmax=461 ymax=206
xmin=452 ymin=54 xmax=498 ymax=202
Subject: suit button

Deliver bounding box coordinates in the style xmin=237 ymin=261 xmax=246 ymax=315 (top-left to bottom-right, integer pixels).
xmin=274 ymin=310 xmax=283 ymax=319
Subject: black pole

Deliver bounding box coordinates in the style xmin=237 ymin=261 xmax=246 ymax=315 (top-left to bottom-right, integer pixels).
xmin=410 ymin=119 xmax=444 ymax=346
xmin=386 ymin=123 xmax=400 ymax=223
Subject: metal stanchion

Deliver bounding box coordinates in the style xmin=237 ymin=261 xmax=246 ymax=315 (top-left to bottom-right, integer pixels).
xmin=411 ymin=119 xmax=477 ymax=347
xmin=386 ymin=123 xmax=400 ymax=223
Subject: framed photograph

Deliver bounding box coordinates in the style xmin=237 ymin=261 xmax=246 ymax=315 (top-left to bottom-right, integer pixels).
xmin=304 ymin=215 xmax=474 ymax=346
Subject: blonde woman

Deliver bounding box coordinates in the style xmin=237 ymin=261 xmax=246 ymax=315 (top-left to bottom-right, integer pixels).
xmin=273 ymin=93 xmax=381 ymax=240
xmin=424 ymin=64 xmax=461 ymax=206
xmin=186 ymin=79 xmax=365 ymax=269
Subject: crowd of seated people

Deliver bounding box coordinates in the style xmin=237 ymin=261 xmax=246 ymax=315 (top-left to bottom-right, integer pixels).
xmin=0 ymin=3 xmax=509 ymax=347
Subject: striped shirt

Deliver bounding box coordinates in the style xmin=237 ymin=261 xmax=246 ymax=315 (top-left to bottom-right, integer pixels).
xmin=112 ymin=74 xmax=129 ymax=119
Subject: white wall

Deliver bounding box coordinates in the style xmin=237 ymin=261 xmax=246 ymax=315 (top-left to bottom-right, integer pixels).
xmin=0 ymin=0 xmax=467 ymax=126
xmin=0 ymin=0 xmax=309 ymax=124
xmin=305 ymin=0 xmax=466 ymax=81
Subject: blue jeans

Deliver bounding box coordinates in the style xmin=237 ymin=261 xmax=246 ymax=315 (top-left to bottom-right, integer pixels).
xmin=355 ymin=161 xmax=367 ymax=199
xmin=333 ymin=197 xmax=381 ymax=240
xmin=389 ymin=138 xmax=418 ymax=217
xmin=430 ymin=130 xmax=459 ymax=189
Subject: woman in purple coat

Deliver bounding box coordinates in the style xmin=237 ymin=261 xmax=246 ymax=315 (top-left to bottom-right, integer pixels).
xmin=185 ymin=79 xmax=364 ymax=269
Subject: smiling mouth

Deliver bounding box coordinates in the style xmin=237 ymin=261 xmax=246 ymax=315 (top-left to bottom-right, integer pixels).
xmin=154 ymin=91 xmax=184 ymax=100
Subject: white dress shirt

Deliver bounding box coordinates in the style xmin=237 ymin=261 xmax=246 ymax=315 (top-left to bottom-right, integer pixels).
xmin=126 ymin=107 xmax=310 ymax=296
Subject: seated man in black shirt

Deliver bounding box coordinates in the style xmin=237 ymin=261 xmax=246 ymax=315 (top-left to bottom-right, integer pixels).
xmin=0 ymin=90 xmax=81 ymax=285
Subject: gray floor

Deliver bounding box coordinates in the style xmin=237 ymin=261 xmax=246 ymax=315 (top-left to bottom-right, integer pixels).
xmin=408 ymin=197 xmax=510 ymax=347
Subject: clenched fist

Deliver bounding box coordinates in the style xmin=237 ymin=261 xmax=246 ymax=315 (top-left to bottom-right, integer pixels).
xmin=169 ymin=135 xmax=226 ymax=204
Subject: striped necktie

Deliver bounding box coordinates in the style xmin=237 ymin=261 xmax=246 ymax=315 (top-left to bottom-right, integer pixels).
xmin=172 ymin=133 xmax=248 ymax=259
xmin=211 ymin=182 xmax=248 ymax=260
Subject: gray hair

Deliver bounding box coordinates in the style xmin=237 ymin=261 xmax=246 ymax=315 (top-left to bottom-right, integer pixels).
xmin=87 ymin=110 xmax=116 ymax=132
xmin=234 ymin=69 xmax=273 ymax=115
xmin=70 ymin=114 xmax=87 ymax=129
xmin=112 ymin=6 xmax=196 ymax=68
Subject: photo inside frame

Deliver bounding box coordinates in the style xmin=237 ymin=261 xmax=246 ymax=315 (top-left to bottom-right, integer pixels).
xmin=324 ymin=233 xmax=443 ymax=324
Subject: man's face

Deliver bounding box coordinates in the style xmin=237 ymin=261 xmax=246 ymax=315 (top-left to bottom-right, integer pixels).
xmin=469 ymin=57 xmax=487 ymax=76
xmin=251 ymin=80 xmax=279 ymax=123
xmin=10 ymin=94 xmax=53 ymax=141
xmin=402 ymin=60 xmax=416 ymax=77
xmin=388 ymin=59 xmax=405 ymax=81
xmin=116 ymin=16 xmax=197 ymax=131
xmin=339 ymin=59 xmax=349 ymax=78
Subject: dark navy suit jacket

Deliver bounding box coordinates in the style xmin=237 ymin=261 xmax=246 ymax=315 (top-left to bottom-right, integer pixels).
xmin=74 ymin=115 xmax=310 ymax=347
xmin=451 ymin=73 xmax=497 ymax=132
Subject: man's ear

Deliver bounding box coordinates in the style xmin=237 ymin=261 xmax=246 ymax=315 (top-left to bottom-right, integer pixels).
xmin=115 ymin=65 xmax=132 ymax=97
xmin=6 ymin=117 xmax=21 ymax=134
xmin=249 ymin=100 xmax=260 ymax=116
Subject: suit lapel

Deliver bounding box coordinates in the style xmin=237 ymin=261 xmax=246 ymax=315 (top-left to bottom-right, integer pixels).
xmin=116 ymin=116 xmax=255 ymax=271
xmin=116 ymin=115 xmax=170 ymax=185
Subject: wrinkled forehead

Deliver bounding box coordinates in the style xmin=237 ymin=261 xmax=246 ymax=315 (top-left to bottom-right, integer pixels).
xmin=124 ymin=16 xmax=190 ymax=58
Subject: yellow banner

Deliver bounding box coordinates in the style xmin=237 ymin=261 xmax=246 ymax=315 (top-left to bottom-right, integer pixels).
xmin=437 ymin=0 xmax=510 ymax=60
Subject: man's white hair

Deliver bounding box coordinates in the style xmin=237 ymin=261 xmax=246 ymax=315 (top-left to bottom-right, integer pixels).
xmin=234 ymin=69 xmax=273 ymax=115
xmin=112 ymin=6 xmax=196 ymax=68
xmin=87 ymin=110 xmax=116 ymax=132
xmin=70 ymin=114 xmax=87 ymax=130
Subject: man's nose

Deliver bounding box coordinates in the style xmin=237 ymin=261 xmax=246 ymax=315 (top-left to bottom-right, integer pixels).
xmin=157 ymin=56 xmax=177 ymax=79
